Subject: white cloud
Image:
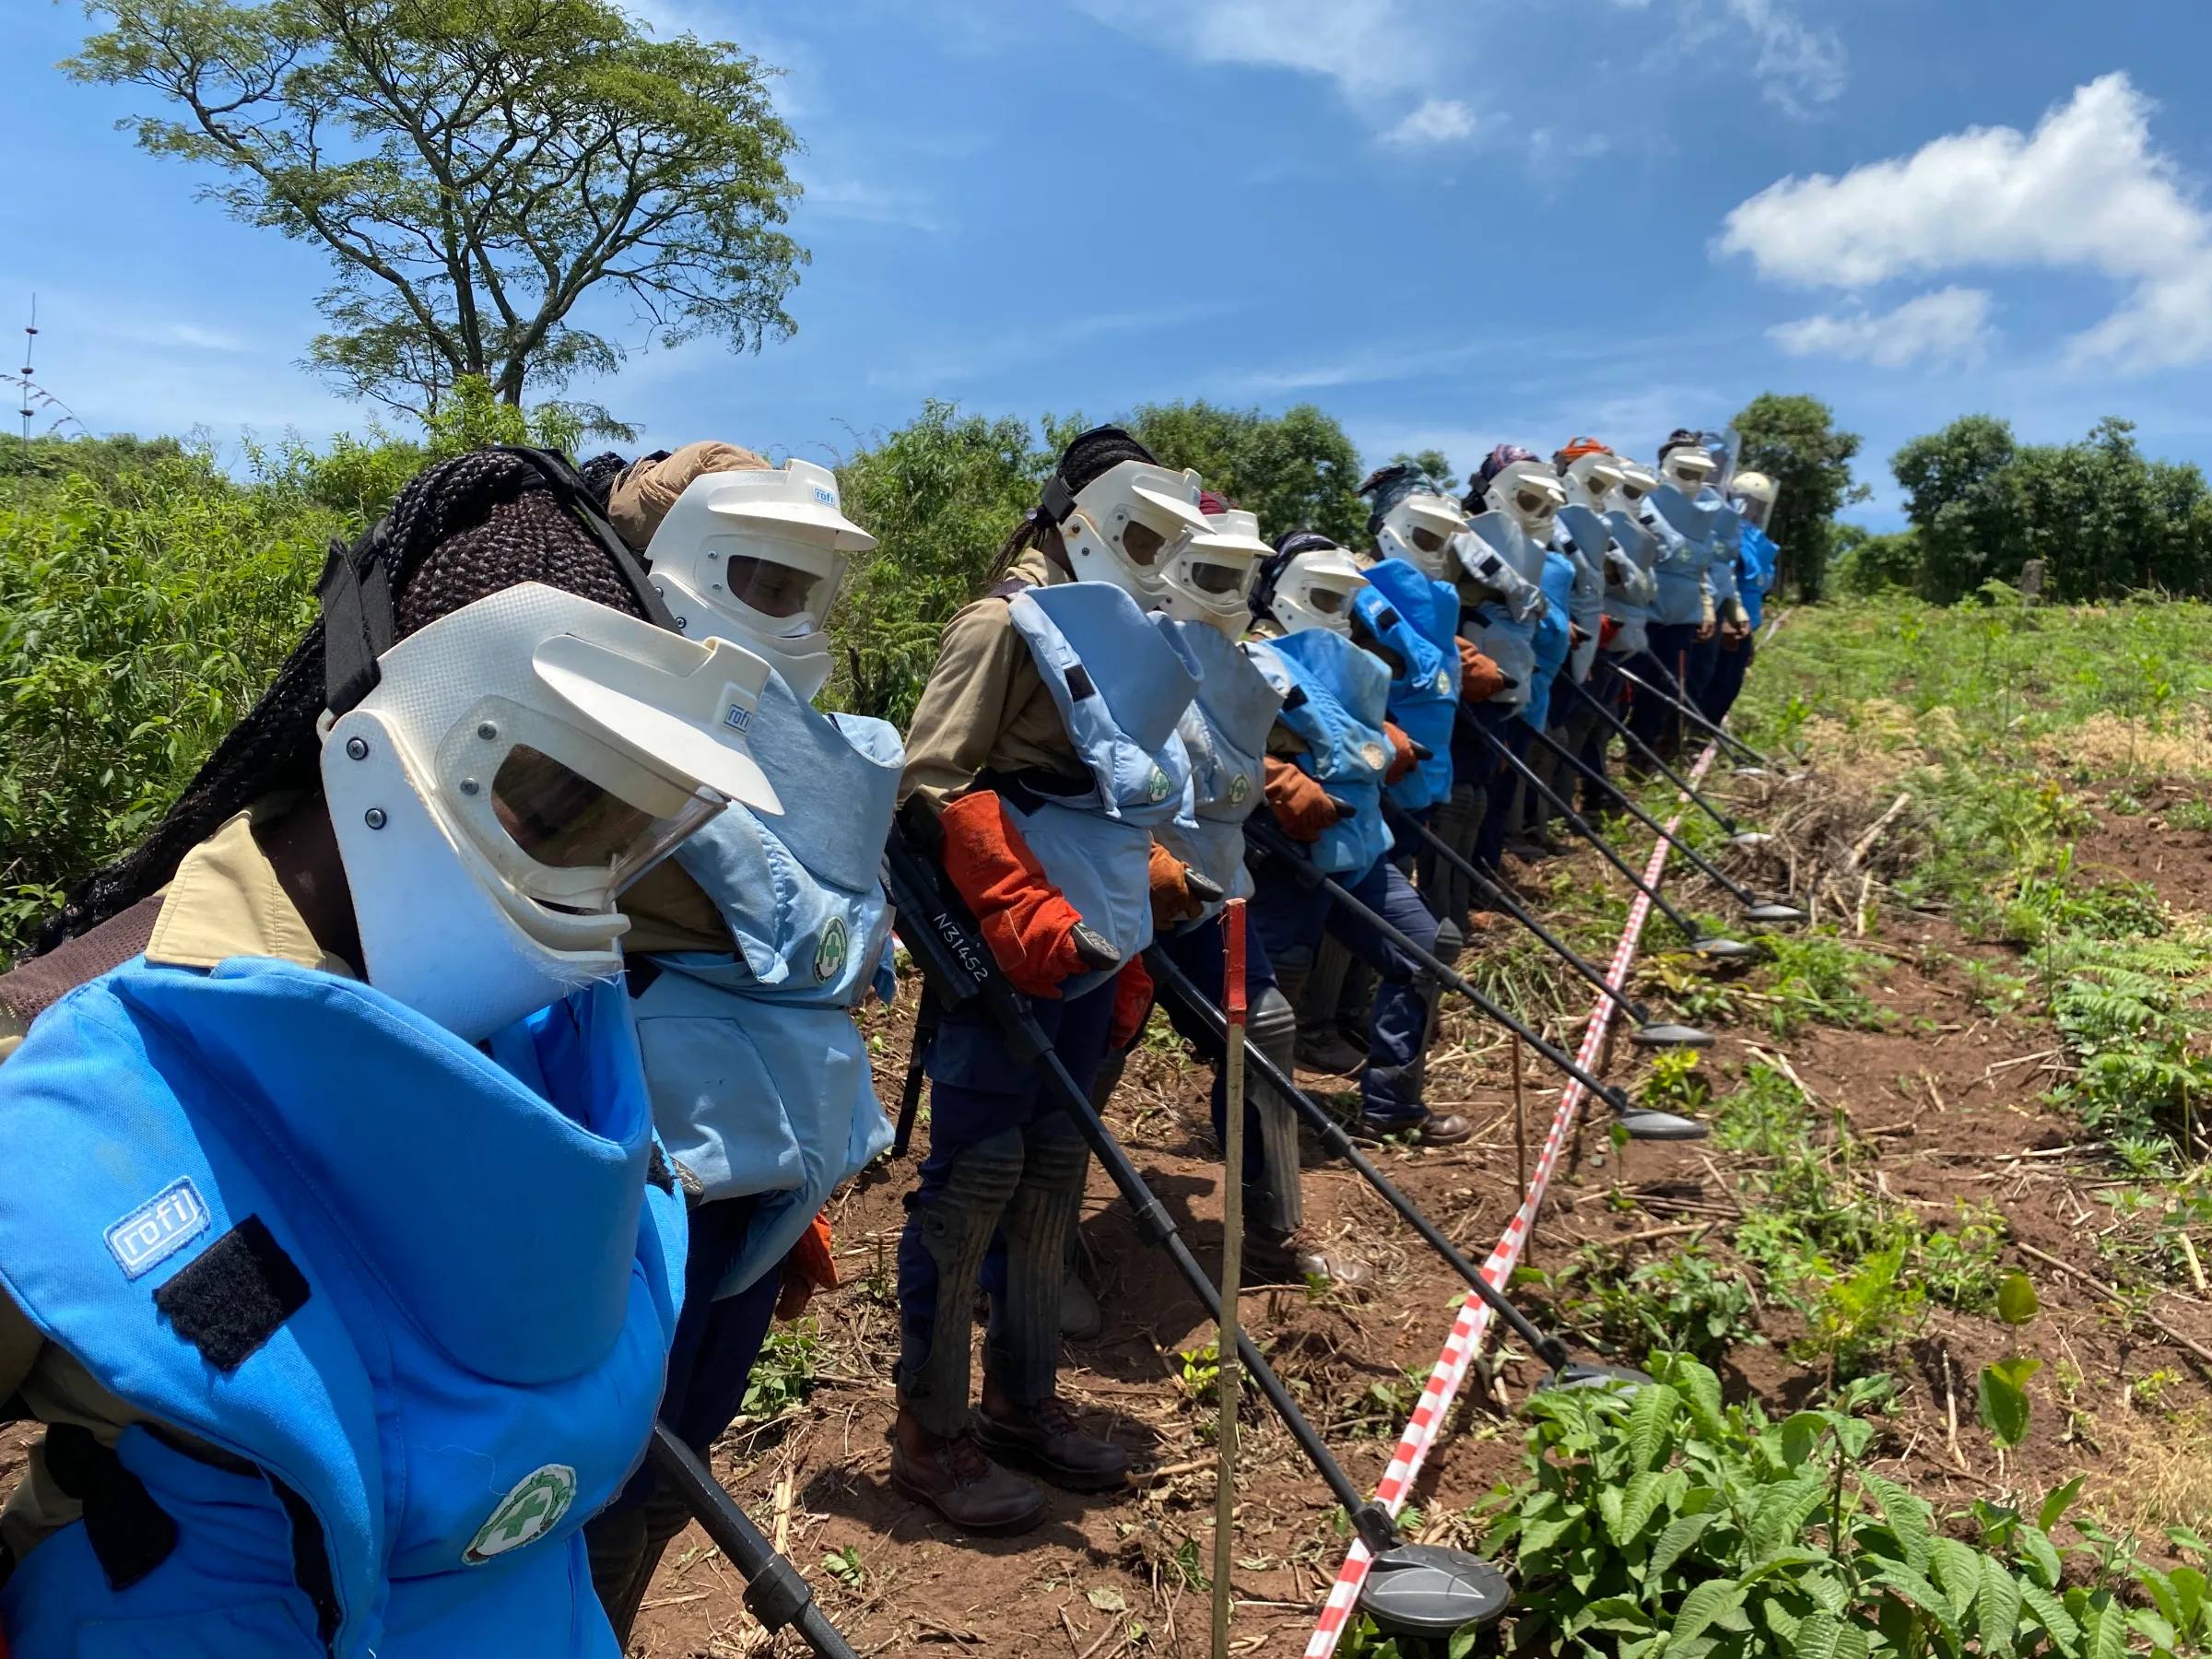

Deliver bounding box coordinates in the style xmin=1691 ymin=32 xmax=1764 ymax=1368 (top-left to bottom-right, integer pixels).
xmin=1719 ymin=73 xmax=2212 ymax=371
xmin=1768 ymin=286 xmax=1994 ymax=368
xmin=1720 ymin=0 xmax=1843 ymax=112
xmin=1382 ymin=98 xmax=1477 ymax=147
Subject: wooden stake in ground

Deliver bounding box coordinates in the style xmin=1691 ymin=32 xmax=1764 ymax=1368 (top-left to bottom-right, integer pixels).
xmin=1211 ymin=900 xmax=1249 ymax=1659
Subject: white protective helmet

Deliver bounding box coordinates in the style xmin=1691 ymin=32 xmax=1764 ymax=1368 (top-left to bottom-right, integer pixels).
xmin=321 ymin=582 xmax=783 ymax=1043
xmin=642 ymin=457 xmax=876 ymax=704
xmin=1048 ymin=456 xmax=1212 ymax=604
xmin=1159 ymin=501 xmax=1271 ymax=635
xmin=1376 ymin=488 xmax=1469 ymax=580
xmin=1609 ymin=456 xmax=1660 ymax=510
xmin=1657 ymin=435 xmax=1718 ymax=497
xmin=1561 ymin=451 xmax=1626 ymax=513
xmin=1484 ymin=459 xmax=1569 ymax=542
xmin=1259 ymin=536 xmax=1371 ymax=639
xmin=1731 ymin=470 xmax=1779 ymax=533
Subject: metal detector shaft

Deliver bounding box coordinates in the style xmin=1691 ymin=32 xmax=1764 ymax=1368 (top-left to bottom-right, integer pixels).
xmin=1454 ymin=707 xmax=1714 ymax=946
xmin=1525 ymin=706 xmax=1765 ymax=908
xmin=1241 ymin=819 xmax=1634 ymax=1115
xmin=879 ymin=830 xmax=1406 ymax=1558
xmin=648 ymin=1426 xmax=859 ymax=1659
xmin=890 ymin=988 xmax=940 ymax=1159
xmin=1609 ymin=664 xmax=1771 ymax=768
xmin=1559 ymin=675 xmax=1745 ymax=841
xmin=1380 ymin=798 xmax=1650 ymax=1024
xmin=1141 ymin=944 xmax=1574 ymax=1370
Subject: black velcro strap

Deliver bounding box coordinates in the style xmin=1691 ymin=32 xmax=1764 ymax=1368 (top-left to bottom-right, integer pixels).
xmin=316 ymin=526 xmax=395 ymax=716
xmin=1064 ymin=665 xmax=1097 ymax=701
xmin=624 ymin=956 xmax=665 ymax=999
xmin=154 ymin=1216 xmax=312 ymax=1374
xmin=42 ymin=1423 xmax=178 ymax=1591
xmin=491 ymin=446 xmax=681 ymax=633
xmin=1280 ymin=684 xmax=1309 ymax=711
xmin=1036 ymin=476 xmax=1077 ymax=525
xmin=1376 ymin=607 xmax=1401 ymax=630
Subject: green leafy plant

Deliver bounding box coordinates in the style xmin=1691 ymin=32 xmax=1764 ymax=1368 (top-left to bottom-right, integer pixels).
xmin=822 ymin=1545 xmax=868 ymax=1590
xmin=1544 ymin=1244 xmax=1764 ymax=1364
xmin=738 ymin=1322 xmax=818 ymax=1420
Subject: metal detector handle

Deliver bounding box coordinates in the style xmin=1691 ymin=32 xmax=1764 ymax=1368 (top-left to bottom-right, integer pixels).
xmin=1380 ymin=799 xmax=1647 ymax=1023
xmin=877 ymin=828 xmax=1403 ymax=1559
xmin=647 ymin=1426 xmax=859 ymax=1659
xmin=1611 ymin=665 xmax=1770 ymax=767
xmin=1141 ymin=945 xmax=1572 ymax=1370
xmin=1453 ymin=707 xmax=1708 ymax=944
xmin=1558 ymin=675 xmax=1741 ymax=839
xmin=1241 ymin=818 xmax=1634 ymax=1116
xmin=890 ymin=988 xmax=942 ymax=1159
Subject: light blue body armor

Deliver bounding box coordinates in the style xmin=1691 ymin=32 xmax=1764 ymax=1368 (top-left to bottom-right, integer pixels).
xmin=1252 ymin=630 xmax=1394 ymax=880
xmin=1003 ymin=582 xmax=1202 ymax=996
xmin=0 ymin=961 xmax=684 ymax=1659
xmin=1642 ymin=484 xmax=1721 ymax=627
xmin=1457 ymin=514 xmax=1547 ymax=710
xmin=1705 ymin=493 xmax=1743 ymax=610
xmin=1602 ymin=507 xmax=1660 ymax=657
xmin=1158 ymin=620 xmax=1282 ymax=913
xmin=1351 ymin=565 xmax=1454 ymax=812
xmin=1551 ymin=509 xmax=1609 ymax=687
xmin=633 ymin=669 xmax=901 ymax=1295
xmin=1521 ymin=551 xmax=1578 ymax=731
xmin=1738 ymin=524 xmax=1780 ymax=629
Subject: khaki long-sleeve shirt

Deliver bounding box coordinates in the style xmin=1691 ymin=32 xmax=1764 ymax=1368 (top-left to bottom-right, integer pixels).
xmin=897 ymin=547 xmax=1088 ymax=813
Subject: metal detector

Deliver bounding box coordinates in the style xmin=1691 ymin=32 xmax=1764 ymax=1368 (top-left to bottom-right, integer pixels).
xmin=1524 ymin=697 xmax=1806 ymax=924
xmin=1455 ymin=709 xmax=1757 ymax=959
xmin=1379 ymin=799 xmax=1712 ymax=1053
xmin=1623 ymin=657 xmax=1806 ymax=782
xmin=648 ymin=1426 xmax=861 ymax=1659
xmin=1241 ymin=820 xmax=1694 ymax=1136
xmin=1142 ymin=941 xmax=1676 ymax=1368
xmin=1606 ymin=663 xmax=1785 ymax=776
xmin=879 ymin=830 xmax=1512 ymax=1638
xmin=1555 ymin=675 xmax=1776 ymax=853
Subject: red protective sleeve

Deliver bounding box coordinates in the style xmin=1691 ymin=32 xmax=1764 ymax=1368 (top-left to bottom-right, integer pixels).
xmin=775 ymin=1212 xmax=839 ymax=1322
xmin=1109 ymin=958 xmax=1155 ymax=1051
xmin=938 ymin=790 xmax=1090 ymax=998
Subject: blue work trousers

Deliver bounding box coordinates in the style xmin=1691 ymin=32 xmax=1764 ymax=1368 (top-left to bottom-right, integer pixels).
xmin=1150 ymin=912 xmax=1280 ymax=1187
xmin=1626 ymin=624 xmax=1699 ymax=754
xmin=1249 ymin=855 xmax=1439 ymax=1125
xmin=1702 ymin=635 xmax=1755 ymax=722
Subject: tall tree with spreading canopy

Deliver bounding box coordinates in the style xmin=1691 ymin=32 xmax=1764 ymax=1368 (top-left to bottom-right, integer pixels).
xmin=1126 ymin=401 xmax=1367 ymax=546
xmin=70 ymin=0 xmax=807 ymax=421
xmin=1729 ymin=393 xmax=1869 ymax=602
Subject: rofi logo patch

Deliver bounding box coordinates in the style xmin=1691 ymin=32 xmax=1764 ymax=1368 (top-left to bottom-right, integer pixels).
xmin=465 ymin=1465 xmax=577 ymax=1565
xmin=723 ymin=700 xmax=754 ymax=735
xmin=814 ymin=915 xmax=849 ymax=982
xmin=105 ymin=1178 xmax=211 ymax=1280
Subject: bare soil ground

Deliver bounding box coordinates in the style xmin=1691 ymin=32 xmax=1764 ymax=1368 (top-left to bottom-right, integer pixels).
xmin=629 ymin=780 xmax=2212 ymax=1659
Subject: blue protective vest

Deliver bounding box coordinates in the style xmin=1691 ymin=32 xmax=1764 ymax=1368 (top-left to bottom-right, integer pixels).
xmin=1738 ymin=524 xmax=1779 ymax=629
xmin=1456 ymin=514 xmax=1542 ymax=708
xmin=1252 ymin=630 xmax=1394 ymax=880
xmin=1550 ymin=511 xmax=1608 ymax=688
xmin=1705 ymin=494 xmax=1743 ymax=607
xmin=634 ymin=669 xmax=901 ymax=1294
xmin=1641 ymin=485 xmax=1721 ymax=627
xmin=1349 ymin=594 xmax=1453 ymax=816
xmin=1157 ymin=620 xmax=1282 ymax=912
xmin=0 ymin=960 xmax=684 ymax=1659
xmin=1003 ymin=582 xmax=1201 ymax=994
xmin=1522 ymin=551 xmax=1578 ymax=731
xmin=1601 ymin=506 xmax=1659 ymax=657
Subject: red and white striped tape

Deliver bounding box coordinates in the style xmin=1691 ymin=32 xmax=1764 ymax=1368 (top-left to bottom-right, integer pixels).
xmin=1300 ymin=742 xmax=1720 ymax=1659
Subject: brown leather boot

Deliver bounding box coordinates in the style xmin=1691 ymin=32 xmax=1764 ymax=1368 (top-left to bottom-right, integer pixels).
xmin=1246 ymin=1226 xmax=1371 ymax=1289
xmin=890 ymin=1411 xmax=1046 ymax=1535
xmin=974 ymin=1395 xmax=1128 ymax=1492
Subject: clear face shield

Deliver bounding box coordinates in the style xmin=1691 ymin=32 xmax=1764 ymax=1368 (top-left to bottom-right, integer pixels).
xmin=642 ymin=458 xmax=875 ymax=703
xmin=1486 ymin=461 xmax=1568 ymax=541
xmin=1660 ymin=448 xmax=1717 ymax=497
xmin=1731 ymin=471 xmax=1778 ymax=533
xmin=1061 ymin=462 xmax=1212 ymax=603
xmin=1160 ymin=508 xmax=1269 ymax=635
xmin=1380 ymin=492 xmax=1469 ymax=579
xmin=1610 ymin=460 xmax=1659 ymax=509
xmin=322 ymin=582 xmax=784 ymax=1041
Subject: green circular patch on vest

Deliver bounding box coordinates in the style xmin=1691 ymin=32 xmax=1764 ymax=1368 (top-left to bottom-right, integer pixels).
xmin=815 ymin=916 xmax=850 ymax=983
xmin=465 ymin=1465 xmax=576 ymax=1564
xmin=1228 ymin=772 xmax=1252 ymax=805
xmin=1147 ymin=767 xmax=1172 ymax=803
xmin=1434 ymin=668 xmax=1453 ymax=695
xmin=1359 ymin=741 xmax=1388 ymax=772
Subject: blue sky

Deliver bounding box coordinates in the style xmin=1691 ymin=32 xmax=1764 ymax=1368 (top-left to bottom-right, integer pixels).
xmin=8 ymin=0 xmax=2212 ymax=526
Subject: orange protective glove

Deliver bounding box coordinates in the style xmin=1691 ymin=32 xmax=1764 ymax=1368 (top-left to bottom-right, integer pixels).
xmin=938 ymin=790 xmax=1100 ymax=997
xmin=1382 ymin=721 xmax=1419 ymax=783
xmin=1109 ymin=958 xmax=1155 ymax=1051
xmin=1264 ymin=756 xmax=1340 ymax=841
xmin=1456 ymin=638 xmax=1506 ymax=703
xmin=1149 ymin=841 xmax=1207 ymax=927
xmin=775 ymin=1211 xmax=839 ymax=1321
xmin=1598 ymin=616 xmax=1622 ymax=650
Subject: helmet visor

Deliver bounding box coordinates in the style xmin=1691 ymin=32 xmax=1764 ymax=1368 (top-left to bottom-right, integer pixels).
xmin=1120 ymin=518 xmax=1169 ymax=567
xmin=1409 ymin=525 xmax=1450 ymax=555
xmin=1187 ymin=557 xmax=1253 ymax=597
xmin=724 ymin=554 xmax=831 ymax=622
xmin=1305 ymin=584 xmax=1350 ymax=617
xmin=489 ymin=742 xmax=723 ymax=895
xmin=1514 ymin=485 xmax=1560 ymax=523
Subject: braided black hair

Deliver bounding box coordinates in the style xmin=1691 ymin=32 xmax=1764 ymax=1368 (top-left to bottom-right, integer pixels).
xmin=32 ymin=449 xmax=653 ymax=955
xmin=1251 ymin=528 xmax=1339 ymax=623
xmin=577 ymin=451 xmax=631 ymax=514
xmin=1355 ymin=463 xmax=1441 ymax=538
xmin=986 ymin=425 xmax=1162 ymax=583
